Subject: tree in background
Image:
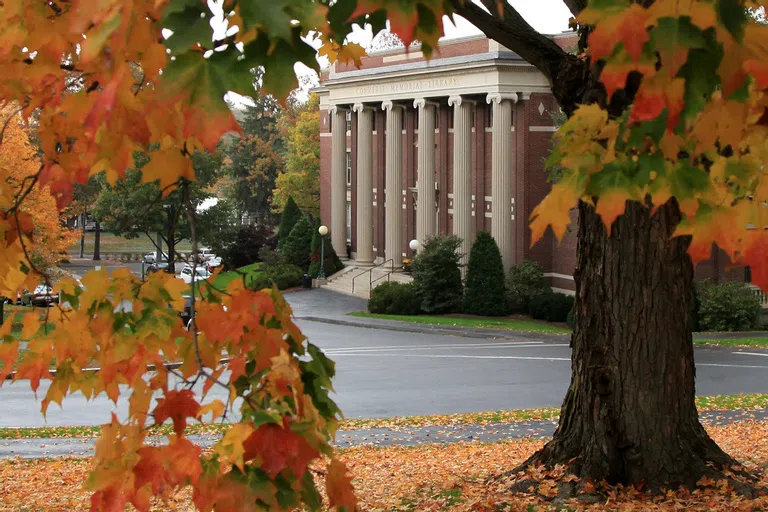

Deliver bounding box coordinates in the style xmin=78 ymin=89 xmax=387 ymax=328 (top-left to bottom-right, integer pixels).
xmin=221 ymin=224 xmax=276 ymax=270
xmin=93 ymin=148 xmax=222 ymax=271
xmin=276 ymin=196 xmax=302 ymax=251
xmin=67 ymin=174 xmax=105 ymax=259
xmin=272 ymin=94 xmax=320 ymax=217
xmin=1 ymin=106 xmax=77 ymax=271
xmin=220 ymin=90 xmax=284 ymax=225
xmin=412 ymin=235 xmax=463 ymax=314
xmin=463 ymin=232 xmax=508 ymax=316
xmin=280 ymin=215 xmax=314 ymax=271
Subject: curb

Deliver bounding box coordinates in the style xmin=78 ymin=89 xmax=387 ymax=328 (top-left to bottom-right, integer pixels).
xmin=296 ymin=316 xmax=570 ymax=342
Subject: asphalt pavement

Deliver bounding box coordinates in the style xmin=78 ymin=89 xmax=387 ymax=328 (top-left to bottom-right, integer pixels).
xmin=2 ymin=302 xmax=768 ymax=427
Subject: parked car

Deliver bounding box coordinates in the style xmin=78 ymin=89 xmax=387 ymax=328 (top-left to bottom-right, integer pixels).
xmin=144 ymin=251 xmax=169 ymax=264
xmin=20 ymin=285 xmax=59 ymax=306
xmin=178 ymin=265 xmax=211 ymax=284
xmin=206 ymin=256 xmax=222 ymax=272
xmin=196 ymin=248 xmax=216 ymax=263
xmin=146 ymin=262 xmax=170 ymax=274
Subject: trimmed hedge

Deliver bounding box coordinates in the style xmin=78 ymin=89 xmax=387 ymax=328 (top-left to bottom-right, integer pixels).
xmin=412 ymin=235 xmax=463 ymax=314
xmin=506 ymin=259 xmax=549 ymax=313
xmin=249 ymin=263 xmax=303 ymax=291
xmin=280 ymin=215 xmax=313 ymax=270
xmin=368 ymin=282 xmax=421 ymax=315
xmin=463 ymin=232 xmax=508 ymax=316
xmin=696 ymin=280 xmax=761 ymax=331
xmin=528 ymin=291 xmax=574 ymax=323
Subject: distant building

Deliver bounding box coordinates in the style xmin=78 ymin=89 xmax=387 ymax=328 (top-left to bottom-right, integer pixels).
xmin=315 ymin=33 xmax=745 ymax=293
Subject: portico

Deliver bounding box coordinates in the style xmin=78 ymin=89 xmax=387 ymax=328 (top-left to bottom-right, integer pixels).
xmin=317 ymin=34 xmax=579 ymax=289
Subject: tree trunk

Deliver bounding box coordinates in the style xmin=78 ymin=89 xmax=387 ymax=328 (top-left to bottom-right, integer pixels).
xmin=168 ymin=217 xmax=176 ymax=274
xmin=93 ymin=221 xmax=101 ymax=261
xmin=523 ymin=199 xmax=740 ymax=490
xmin=79 ymin=213 xmax=86 ymax=259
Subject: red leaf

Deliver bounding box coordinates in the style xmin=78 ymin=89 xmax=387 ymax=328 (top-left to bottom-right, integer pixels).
xmin=587 ymin=5 xmax=650 ymax=62
xmin=152 ymin=389 xmax=201 ymax=435
xmin=242 ymin=421 xmax=318 ymax=479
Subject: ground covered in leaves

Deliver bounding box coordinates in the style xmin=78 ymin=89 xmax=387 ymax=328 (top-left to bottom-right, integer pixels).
xmin=1 ymin=421 xmax=767 ymax=511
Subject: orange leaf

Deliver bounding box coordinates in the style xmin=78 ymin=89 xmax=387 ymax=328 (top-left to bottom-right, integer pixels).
xmin=585 ymin=4 xmax=650 ymax=62
xmin=595 ymin=190 xmax=632 ymax=234
xmin=326 ymin=458 xmax=358 ymax=512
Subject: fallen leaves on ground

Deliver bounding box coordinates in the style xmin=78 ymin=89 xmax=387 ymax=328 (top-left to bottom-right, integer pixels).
xmin=2 ymin=422 xmax=768 ymax=511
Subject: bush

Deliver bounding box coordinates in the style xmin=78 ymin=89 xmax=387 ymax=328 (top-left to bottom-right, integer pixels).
xmin=280 ymin=215 xmax=313 ymax=270
xmin=308 ymin=219 xmax=345 ymax=278
xmin=412 ymin=234 xmax=463 ymax=314
xmin=506 ymin=259 xmax=549 ymax=313
xmin=566 ymin=303 xmax=575 ymax=329
xmin=528 ymin=291 xmax=575 ymax=323
xmin=367 ymin=282 xmax=421 ymax=315
xmin=277 ymin=196 xmax=302 ymax=251
xmin=249 ymin=263 xmax=303 ymax=291
xmin=222 ymin=224 xmax=276 ymax=269
xmin=696 ymin=280 xmax=761 ymax=331
xmin=463 ymin=232 xmax=508 ymax=316
xmin=258 ymin=246 xmax=287 ymax=267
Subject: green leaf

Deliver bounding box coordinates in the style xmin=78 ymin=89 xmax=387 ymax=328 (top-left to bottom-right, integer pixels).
xmin=241 ymin=29 xmax=318 ymax=99
xmin=162 ymin=2 xmax=212 ymax=54
xmin=237 ymin=0 xmax=293 ymax=41
xmin=586 ymin=161 xmax=635 ymax=197
xmin=678 ymin=31 xmax=723 ymax=125
xmin=716 ymin=0 xmax=747 ymax=42
xmin=300 ymin=472 xmax=323 ymax=511
xmin=161 ymin=49 xmax=254 ymax=106
xmin=668 ymin=162 xmax=710 ymax=199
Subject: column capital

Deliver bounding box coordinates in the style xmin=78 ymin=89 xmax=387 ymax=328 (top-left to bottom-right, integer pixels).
xmin=328 ymin=105 xmax=349 ymax=115
xmin=448 ymin=95 xmax=475 ymax=108
xmin=381 ymin=100 xmax=405 ymax=111
xmin=486 ymin=93 xmax=519 ymax=105
xmin=413 ymin=98 xmax=439 ymax=109
xmin=353 ymin=103 xmax=375 ymax=113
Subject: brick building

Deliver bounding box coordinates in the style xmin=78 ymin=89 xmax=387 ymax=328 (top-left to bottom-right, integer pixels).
xmin=315 ymin=33 xmax=745 ymax=294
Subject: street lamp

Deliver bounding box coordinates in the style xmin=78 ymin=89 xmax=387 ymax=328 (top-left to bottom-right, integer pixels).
xmin=318 ymin=225 xmax=329 ymax=280
xmin=409 ymin=239 xmax=420 ymax=255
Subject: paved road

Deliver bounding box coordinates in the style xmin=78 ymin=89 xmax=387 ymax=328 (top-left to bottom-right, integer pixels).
xmin=2 ymin=311 xmax=768 ymax=427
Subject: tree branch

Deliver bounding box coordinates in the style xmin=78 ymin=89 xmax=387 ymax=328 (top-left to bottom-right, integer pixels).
xmin=451 ymin=0 xmax=568 ymax=82
xmin=562 ymin=0 xmax=587 ymax=17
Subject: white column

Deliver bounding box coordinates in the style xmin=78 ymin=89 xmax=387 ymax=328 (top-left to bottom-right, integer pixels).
xmin=353 ymin=103 xmax=374 ymax=266
xmin=448 ymin=95 xmax=474 ymax=268
xmin=329 ymin=106 xmax=348 ymax=259
xmin=487 ymin=93 xmax=517 ymax=268
xmin=414 ymin=98 xmax=437 ymax=245
xmin=382 ymin=101 xmax=404 ymax=268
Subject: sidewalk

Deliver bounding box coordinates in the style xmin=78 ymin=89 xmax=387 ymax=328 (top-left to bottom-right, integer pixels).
xmin=286 ymin=289 xmax=768 ymax=342
xmin=1 ymin=409 xmax=765 ymax=459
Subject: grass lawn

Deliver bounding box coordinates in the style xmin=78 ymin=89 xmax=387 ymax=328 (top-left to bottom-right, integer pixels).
xmin=348 ymin=312 xmax=571 ymax=334
xmin=694 ymin=337 xmax=768 ymax=348
xmin=209 ymin=262 xmax=262 ymax=290
xmin=66 ymin=232 xmax=192 ymax=255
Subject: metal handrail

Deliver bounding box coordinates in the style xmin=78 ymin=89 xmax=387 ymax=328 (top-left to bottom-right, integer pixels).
xmin=351 ymin=259 xmax=394 ymax=294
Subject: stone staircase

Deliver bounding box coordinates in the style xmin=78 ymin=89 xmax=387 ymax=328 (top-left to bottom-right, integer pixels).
xmin=320 ymin=262 xmax=413 ymax=299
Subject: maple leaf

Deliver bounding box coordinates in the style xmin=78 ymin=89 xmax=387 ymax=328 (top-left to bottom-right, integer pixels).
xmin=0 ymin=340 xmax=19 ymax=382
xmin=242 ymin=421 xmax=319 ymax=479
xmin=529 ymin=178 xmax=581 ymax=245
xmin=326 ymin=458 xmax=358 ymax=512
xmin=141 ymin=148 xmax=195 ymax=192
xmin=213 ymin=423 xmax=254 ymax=472
xmin=581 ymin=4 xmax=650 ymax=62
xmin=153 ymin=389 xmax=201 ymax=435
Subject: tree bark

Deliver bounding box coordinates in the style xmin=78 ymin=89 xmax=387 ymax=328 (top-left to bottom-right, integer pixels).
xmin=92 ymin=220 xmax=101 ymax=261
xmin=79 ymin=213 xmax=85 ymax=259
xmin=522 ymin=200 xmax=740 ymax=490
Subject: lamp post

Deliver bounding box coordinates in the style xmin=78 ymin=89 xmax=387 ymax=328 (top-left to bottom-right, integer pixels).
xmin=318 ymin=225 xmax=329 ymax=280
xmin=409 ymin=239 xmax=420 ymax=255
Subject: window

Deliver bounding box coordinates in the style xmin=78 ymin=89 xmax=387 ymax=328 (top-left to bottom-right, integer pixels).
xmin=346 ymin=203 xmax=352 ymax=243
xmin=345 ymin=151 xmax=352 ymax=185
xmin=487 ymin=104 xmax=493 ymax=128
xmin=448 ymin=109 xmax=454 ymax=129
xmin=345 ymin=111 xmax=352 ymax=132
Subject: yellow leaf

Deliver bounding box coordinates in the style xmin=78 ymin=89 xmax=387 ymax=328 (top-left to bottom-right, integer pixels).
xmin=21 ymin=311 xmax=41 ymax=340
xmin=214 ymin=423 xmax=254 ymax=472
xmin=595 ymin=190 xmax=634 ymax=234
xmin=529 ymin=178 xmax=581 ymax=245
xmin=141 ymin=148 xmax=195 ymax=192
xmin=198 ymin=399 xmax=226 ymax=421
